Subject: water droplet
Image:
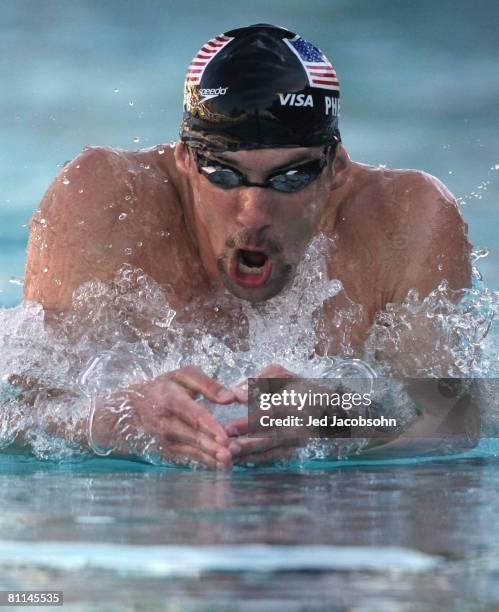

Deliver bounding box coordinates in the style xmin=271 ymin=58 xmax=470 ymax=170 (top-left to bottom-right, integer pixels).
xmin=438 ymin=263 xmax=443 ymax=271
xmin=75 ymin=164 xmax=80 ymax=169
xmin=107 ymin=244 xmax=113 ymax=249
xmin=448 ymin=170 xmax=453 ymax=175
xmin=133 ymin=137 xmax=140 ymax=144
xmin=8 ymin=276 xmax=23 ymax=286
xmin=124 ymin=195 xmax=132 ymax=201
xmin=472 ymin=266 xmax=483 ymax=281
xmin=143 ymin=164 xmax=150 ymax=170
xmin=158 ymin=148 xmax=165 ymax=155
xmin=54 ymin=279 xmax=62 ymax=286
xmin=128 ymin=100 xmax=134 ymax=107
xmin=472 ymin=247 xmax=489 ymax=261
xmin=113 ymin=88 xmax=119 ymax=94
xmin=159 ymin=230 xmax=170 ymax=238
xmin=136 ymin=241 xmax=143 ymax=247
xmin=78 ymin=189 xmax=84 ymax=194
xmin=118 ymin=213 xmax=128 ymax=221
xmin=124 ymin=247 xmax=133 ymax=255
xmin=153 ymin=318 xmax=170 ymax=329
xmin=42 ymin=267 xmax=49 ymax=273
xmin=495 ymin=164 xmax=499 ymax=170
xmin=169 ymin=141 xmax=176 ymax=148
xmin=62 ymin=178 xmax=70 ymax=185
xmin=39 ymin=218 xmax=47 ymax=226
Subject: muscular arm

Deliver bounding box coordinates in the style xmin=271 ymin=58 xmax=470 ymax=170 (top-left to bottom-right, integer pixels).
xmin=377 ymin=171 xmax=473 ymax=376
xmin=25 ymin=146 xmax=126 ymax=310
xmin=362 ymin=172 xmax=478 ymax=455
xmin=17 ymin=147 xmax=235 ymax=468
xmin=391 ymin=171 xmax=471 ymax=303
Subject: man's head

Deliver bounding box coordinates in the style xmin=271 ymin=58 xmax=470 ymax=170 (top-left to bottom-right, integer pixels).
xmin=176 ymin=24 xmax=348 ymax=302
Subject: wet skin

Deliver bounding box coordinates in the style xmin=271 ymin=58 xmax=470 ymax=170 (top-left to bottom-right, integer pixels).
xmin=23 ymin=143 xmax=472 ymax=467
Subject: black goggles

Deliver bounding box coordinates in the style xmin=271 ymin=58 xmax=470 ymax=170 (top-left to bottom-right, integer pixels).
xmin=193 ymin=145 xmax=333 ymax=193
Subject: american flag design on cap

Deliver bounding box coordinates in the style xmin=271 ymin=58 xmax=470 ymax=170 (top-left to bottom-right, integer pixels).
xmin=284 ymin=35 xmax=339 ymax=91
xmin=186 ymin=34 xmax=234 ymax=85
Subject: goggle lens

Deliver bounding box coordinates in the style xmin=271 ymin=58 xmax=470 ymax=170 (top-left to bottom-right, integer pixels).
xmin=195 ymin=150 xmax=329 ymax=193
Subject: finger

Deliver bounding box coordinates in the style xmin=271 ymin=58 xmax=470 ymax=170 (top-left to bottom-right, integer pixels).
xmin=231 ymin=378 xmax=249 ymax=404
xmin=236 ymin=446 xmax=299 ymax=466
xmin=154 ymin=382 xmax=229 ymax=444
xmin=231 ymin=435 xmax=302 ymax=459
xmin=160 ymin=416 xmax=232 ymax=461
xmin=165 ymin=443 xmax=232 ymax=470
xmin=258 ymin=363 xmax=297 ymax=379
xmin=224 ymin=416 xmax=249 ymax=437
xmin=232 ymin=385 xmax=248 ymax=404
xmin=170 ymin=366 xmax=236 ymax=404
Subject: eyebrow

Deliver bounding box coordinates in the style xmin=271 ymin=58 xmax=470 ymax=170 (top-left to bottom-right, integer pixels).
xmin=206 ymin=151 xmax=318 ymax=174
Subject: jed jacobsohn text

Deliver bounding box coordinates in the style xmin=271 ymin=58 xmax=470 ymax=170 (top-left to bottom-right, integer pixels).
xmin=258 ymin=390 xmax=397 ymax=430
xmin=259 ymin=413 xmax=397 ymax=428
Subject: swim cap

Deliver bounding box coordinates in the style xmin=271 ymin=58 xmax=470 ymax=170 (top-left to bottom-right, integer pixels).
xmin=179 ymin=24 xmax=341 ymax=151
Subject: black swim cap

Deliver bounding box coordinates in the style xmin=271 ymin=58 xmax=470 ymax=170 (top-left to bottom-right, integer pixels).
xmin=179 ymin=24 xmax=341 ymax=151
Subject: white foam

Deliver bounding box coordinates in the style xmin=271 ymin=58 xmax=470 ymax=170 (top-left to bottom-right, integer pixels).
xmin=0 ymin=541 xmax=440 ymax=575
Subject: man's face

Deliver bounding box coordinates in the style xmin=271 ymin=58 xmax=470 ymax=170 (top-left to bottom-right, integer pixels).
xmin=181 ymin=145 xmax=335 ymax=302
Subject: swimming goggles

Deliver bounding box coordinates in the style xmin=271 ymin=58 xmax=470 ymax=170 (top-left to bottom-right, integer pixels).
xmin=193 ymin=146 xmax=332 ymax=193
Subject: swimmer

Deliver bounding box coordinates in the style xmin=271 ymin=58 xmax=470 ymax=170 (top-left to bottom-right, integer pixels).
xmin=23 ymin=24 xmax=472 ymax=468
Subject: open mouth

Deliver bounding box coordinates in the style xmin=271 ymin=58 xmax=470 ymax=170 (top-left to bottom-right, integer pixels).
xmin=229 ymin=249 xmax=272 ymax=288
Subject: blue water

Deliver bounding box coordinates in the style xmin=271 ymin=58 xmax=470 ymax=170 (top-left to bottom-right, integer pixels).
xmin=1 ymin=1 xmax=499 ymax=609
xmin=2 ymin=444 xmax=499 ymax=609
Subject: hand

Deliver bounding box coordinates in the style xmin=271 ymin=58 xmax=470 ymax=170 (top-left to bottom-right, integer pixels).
xmin=226 ymin=415 xmax=303 ymax=466
xmin=225 ymin=364 xmax=306 ymax=466
xmin=90 ymin=366 xmax=236 ymax=469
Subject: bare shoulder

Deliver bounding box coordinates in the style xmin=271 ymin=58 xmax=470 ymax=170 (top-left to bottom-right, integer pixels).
xmin=378 ymin=166 xmax=471 ymax=299
xmin=332 ymin=163 xmax=471 ymax=307
xmin=31 ymin=144 xmax=180 ymax=226
xmin=379 ymin=167 xmax=471 ymax=299
xmin=24 ymin=145 xmax=185 ymax=310
xmin=345 ymin=163 xmax=466 ymax=226
xmin=384 ymin=166 xmax=465 ymax=220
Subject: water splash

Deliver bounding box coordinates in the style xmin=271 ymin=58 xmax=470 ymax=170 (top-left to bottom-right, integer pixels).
xmin=0 ymin=234 xmax=497 ymax=464
xmin=364 ymin=270 xmax=498 ymax=378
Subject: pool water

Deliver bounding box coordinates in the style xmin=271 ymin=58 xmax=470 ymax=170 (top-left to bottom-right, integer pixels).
xmin=2 ymin=445 xmax=499 ymax=610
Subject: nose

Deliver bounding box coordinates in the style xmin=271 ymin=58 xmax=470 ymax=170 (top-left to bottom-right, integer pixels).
xmin=235 ymin=187 xmax=273 ymax=234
